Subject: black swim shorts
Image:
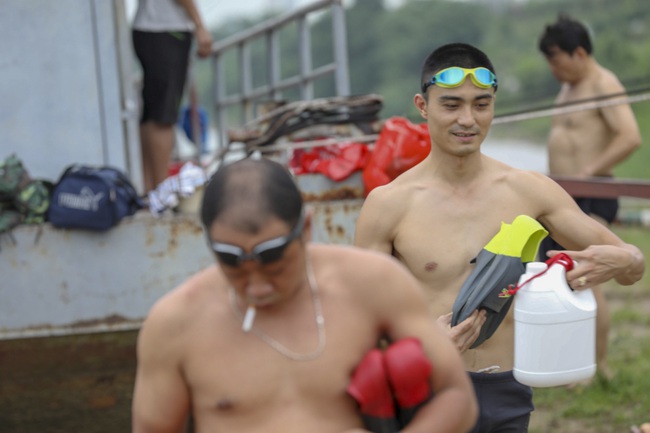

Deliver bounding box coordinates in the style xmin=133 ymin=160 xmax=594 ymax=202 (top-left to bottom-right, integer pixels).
xmin=538 ymin=196 xmax=619 ymax=259
xmin=133 ymin=30 xmax=192 ymax=125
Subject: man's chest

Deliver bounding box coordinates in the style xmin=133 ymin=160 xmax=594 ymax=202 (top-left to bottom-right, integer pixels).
xmin=393 ymin=203 xmax=533 ymax=290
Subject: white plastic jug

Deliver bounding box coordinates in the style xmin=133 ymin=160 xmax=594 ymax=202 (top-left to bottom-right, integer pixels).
xmin=513 ymin=260 xmax=597 ymax=387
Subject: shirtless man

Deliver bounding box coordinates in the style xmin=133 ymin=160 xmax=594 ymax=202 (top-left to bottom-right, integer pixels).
xmin=538 ymin=15 xmax=642 ymax=379
xmin=354 ymin=42 xmax=645 ymax=433
xmin=131 ymin=158 xmax=478 ymax=433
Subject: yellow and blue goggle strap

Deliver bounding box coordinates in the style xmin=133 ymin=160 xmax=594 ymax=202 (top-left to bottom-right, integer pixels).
xmin=422 ymin=67 xmax=498 ymax=93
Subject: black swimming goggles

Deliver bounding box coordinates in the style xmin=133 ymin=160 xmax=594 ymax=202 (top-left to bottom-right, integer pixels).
xmin=209 ymin=214 xmax=305 ymax=267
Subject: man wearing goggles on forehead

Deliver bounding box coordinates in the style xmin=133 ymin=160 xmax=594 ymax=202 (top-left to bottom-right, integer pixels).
xmin=355 ymin=42 xmax=644 ymax=433
xmin=132 ymin=157 xmax=478 ymax=433
xmin=421 ymin=66 xmax=498 ymax=93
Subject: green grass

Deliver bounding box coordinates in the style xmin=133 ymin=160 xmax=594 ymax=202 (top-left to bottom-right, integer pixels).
xmin=530 ymin=224 xmax=650 ymax=432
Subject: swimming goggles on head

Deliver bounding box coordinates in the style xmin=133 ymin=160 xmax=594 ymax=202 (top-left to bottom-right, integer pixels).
xmin=422 ymin=67 xmax=498 ymax=93
xmin=209 ymin=214 xmax=305 ymax=267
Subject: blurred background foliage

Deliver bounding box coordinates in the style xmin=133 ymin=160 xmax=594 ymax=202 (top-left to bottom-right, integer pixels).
xmin=193 ymin=0 xmax=650 ymax=178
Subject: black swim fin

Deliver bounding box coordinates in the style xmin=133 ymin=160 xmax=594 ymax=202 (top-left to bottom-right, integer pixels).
xmin=451 ymin=215 xmax=548 ymax=349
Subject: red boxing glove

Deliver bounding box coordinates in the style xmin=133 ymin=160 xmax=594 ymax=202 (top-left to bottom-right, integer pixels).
xmin=384 ymin=338 xmax=434 ymax=427
xmin=347 ymin=348 xmax=400 ymax=433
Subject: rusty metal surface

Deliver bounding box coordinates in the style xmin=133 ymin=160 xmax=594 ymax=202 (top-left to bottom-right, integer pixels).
xmin=296 ymin=172 xmax=364 ymax=245
xmin=0 ymin=213 xmax=213 ymax=340
xmin=0 ymin=175 xmax=366 ymax=340
xmin=297 ymin=172 xmax=366 ymax=201
xmin=308 ymin=199 xmax=364 ymax=245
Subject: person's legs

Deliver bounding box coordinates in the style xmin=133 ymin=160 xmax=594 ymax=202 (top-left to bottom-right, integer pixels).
xmin=540 ymin=197 xmax=618 ymax=382
xmin=133 ymin=30 xmax=191 ymax=193
xmin=586 ymin=213 xmax=614 ymax=381
xmin=140 ymin=121 xmax=175 ymax=192
xmin=588 ymin=286 xmax=609 ymax=377
xmin=580 ymin=196 xmax=619 ymax=380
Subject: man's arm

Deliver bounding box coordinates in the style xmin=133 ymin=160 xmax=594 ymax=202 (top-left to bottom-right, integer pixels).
xmin=132 ymin=301 xmax=190 ymax=433
xmin=354 ymin=187 xmax=398 ymax=254
xmin=534 ymin=172 xmax=645 ymax=286
xmin=580 ymin=76 xmax=641 ymax=177
xmin=355 ymin=252 xmax=477 ymax=433
xmin=176 ymin=0 xmax=213 ymax=58
xmin=374 ymin=255 xmax=478 ymax=433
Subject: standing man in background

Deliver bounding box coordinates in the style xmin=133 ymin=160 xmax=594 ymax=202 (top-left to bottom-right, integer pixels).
xmin=132 ymin=0 xmax=213 ymax=193
xmin=538 ymin=14 xmax=642 ymax=380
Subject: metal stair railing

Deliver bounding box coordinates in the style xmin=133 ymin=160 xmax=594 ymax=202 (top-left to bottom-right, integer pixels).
xmin=209 ymin=0 xmax=350 ymax=150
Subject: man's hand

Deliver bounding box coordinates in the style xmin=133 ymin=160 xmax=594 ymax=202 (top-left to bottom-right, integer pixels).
xmin=195 ymin=27 xmax=213 ymax=58
xmin=547 ymin=244 xmax=644 ymax=288
xmin=437 ymin=310 xmax=486 ymax=353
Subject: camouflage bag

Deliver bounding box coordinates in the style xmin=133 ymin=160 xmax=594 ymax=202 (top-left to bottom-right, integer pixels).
xmin=0 ymin=154 xmax=52 ymax=233
xmin=0 ymin=154 xmax=30 ymax=201
xmin=14 ymin=180 xmax=53 ymax=225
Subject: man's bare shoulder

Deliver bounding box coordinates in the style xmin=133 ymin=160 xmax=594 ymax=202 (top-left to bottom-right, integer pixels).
xmin=591 ymin=64 xmax=626 ymax=95
xmin=368 ymin=175 xmax=419 ymax=199
xmin=313 ymin=242 xmax=401 ymax=266
xmin=484 ymin=156 xmax=560 ymax=197
xmin=312 ymin=243 xmax=412 ymax=281
xmin=362 ymin=165 xmax=430 ymax=214
xmin=310 ymin=243 xmax=424 ymax=302
xmin=142 ymin=265 xmax=221 ymax=335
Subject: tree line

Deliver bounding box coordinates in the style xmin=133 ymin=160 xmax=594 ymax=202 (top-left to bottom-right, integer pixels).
xmin=203 ymin=0 xmax=648 ymax=117
xmin=194 ymin=0 xmax=650 ymax=177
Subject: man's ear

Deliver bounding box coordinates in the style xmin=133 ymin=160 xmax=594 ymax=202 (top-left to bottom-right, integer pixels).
xmin=573 ymin=46 xmax=589 ymax=59
xmin=413 ymin=93 xmax=428 ymax=119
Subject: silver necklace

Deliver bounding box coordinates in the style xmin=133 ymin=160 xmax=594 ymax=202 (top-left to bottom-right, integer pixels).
xmin=229 ymin=257 xmax=326 ymax=362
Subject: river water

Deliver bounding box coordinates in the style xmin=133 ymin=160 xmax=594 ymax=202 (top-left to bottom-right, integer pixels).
xmin=482 ymin=138 xmax=548 ymax=174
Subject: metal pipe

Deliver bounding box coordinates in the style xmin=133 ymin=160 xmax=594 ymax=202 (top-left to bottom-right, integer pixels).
xmin=209 ymin=0 xmax=338 ymax=54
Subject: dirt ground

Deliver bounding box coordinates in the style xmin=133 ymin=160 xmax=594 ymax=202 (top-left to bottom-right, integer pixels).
xmin=0 ymin=331 xmax=137 ymax=433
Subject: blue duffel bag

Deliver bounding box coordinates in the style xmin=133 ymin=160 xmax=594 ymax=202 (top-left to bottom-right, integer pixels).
xmin=48 ymin=165 xmax=144 ymax=231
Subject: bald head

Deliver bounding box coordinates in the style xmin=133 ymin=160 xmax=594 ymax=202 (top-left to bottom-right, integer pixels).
xmin=200 ymin=158 xmax=303 ymax=234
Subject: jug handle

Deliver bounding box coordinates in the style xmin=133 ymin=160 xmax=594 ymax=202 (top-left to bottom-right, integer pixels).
xmin=506 ymin=252 xmax=575 ymax=296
